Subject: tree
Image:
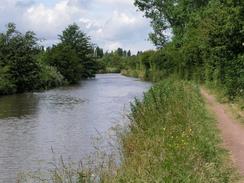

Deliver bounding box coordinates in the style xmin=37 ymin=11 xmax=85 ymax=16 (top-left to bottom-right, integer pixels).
xmin=59 ymin=24 xmax=97 ymax=78
xmin=45 ymin=44 xmax=83 ymax=84
xmin=117 ymin=48 xmax=124 ymax=57
xmin=127 ymin=50 xmax=131 ymax=57
xmin=0 ymin=23 xmax=41 ymax=93
xmin=95 ymin=47 xmax=104 ymax=58
xmin=134 ymin=0 xmax=209 ymax=47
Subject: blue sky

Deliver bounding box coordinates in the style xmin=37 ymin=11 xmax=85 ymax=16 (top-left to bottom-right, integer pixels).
xmin=0 ymin=0 xmax=155 ymax=53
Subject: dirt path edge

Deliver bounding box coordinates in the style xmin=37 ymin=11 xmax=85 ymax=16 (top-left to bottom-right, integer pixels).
xmin=201 ymin=88 xmax=244 ymax=177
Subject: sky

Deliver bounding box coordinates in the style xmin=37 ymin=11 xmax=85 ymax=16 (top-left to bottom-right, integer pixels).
xmin=0 ymin=0 xmax=155 ymax=53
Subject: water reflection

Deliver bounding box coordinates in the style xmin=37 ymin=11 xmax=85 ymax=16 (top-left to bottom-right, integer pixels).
xmin=0 ymin=93 xmax=39 ymax=119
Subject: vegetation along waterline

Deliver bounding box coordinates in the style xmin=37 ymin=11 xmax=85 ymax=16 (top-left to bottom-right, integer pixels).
xmin=0 ymin=23 xmax=99 ymax=95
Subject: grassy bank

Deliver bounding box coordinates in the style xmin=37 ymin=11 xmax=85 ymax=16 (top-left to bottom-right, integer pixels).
xmin=103 ymin=79 xmax=238 ymax=182
xmin=121 ymin=69 xmax=165 ymax=82
xmin=97 ymin=67 xmax=121 ymax=74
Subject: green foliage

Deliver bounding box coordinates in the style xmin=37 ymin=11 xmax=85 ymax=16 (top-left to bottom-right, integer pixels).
xmin=225 ymin=54 xmax=244 ymax=98
xmin=95 ymin=47 xmax=104 ymax=58
xmin=0 ymin=23 xmax=65 ymax=94
xmin=0 ymin=23 xmax=98 ymax=95
xmin=98 ymin=48 xmax=132 ymax=73
xmin=131 ymin=0 xmax=244 ymax=99
xmin=0 ymin=66 xmax=16 ymax=94
xmin=59 ymin=24 xmax=97 ymax=78
xmin=44 ymin=44 xmax=83 ymax=84
xmin=134 ymin=0 xmax=210 ymax=47
xmin=38 ymin=61 xmax=65 ymax=89
xmin=122 ymin=50 xmax=175 ymax=82
xmin=0 ymin=23 xmax=42 ymax=93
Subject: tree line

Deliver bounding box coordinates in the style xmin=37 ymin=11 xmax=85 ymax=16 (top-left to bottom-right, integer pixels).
xmin=118 ymin=0 xmax=243 ymax=99
xmin=97 ymin=48 xmax=132 ymax=73
xmin=0 ymin=23 xmax=98 ymax=95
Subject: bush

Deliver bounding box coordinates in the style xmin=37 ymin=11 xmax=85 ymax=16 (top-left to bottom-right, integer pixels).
xmin=225 ymin=54 xmax=244 ymax=99
xmin=39 ymin=64 xmax=65 ymax=89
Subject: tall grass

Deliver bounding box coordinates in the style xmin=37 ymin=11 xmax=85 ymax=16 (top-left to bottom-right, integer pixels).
xmin=121 ymin=68 xmax=170 ymax=83
xmin=121 ymin=69 xmax=146 ymax=80
xmin=105 ymin=79 xmax=238 ymax=182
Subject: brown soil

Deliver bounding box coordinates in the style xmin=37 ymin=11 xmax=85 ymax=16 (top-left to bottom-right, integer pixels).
xmin=201 ymin=88 xmax=244 ymax=177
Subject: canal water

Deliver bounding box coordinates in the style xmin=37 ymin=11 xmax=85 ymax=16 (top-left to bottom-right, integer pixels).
xmin=0 ymin=74 xmax=151 ymax=182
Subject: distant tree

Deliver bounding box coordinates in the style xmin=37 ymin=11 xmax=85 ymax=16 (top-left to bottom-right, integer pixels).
xmin=59 ymin=24 xmax=97 ymax=78
xmin=95 ymin=47 xmax=104 ymax=58
xmin=127 ymin=50 xmax=131 ymax=57
xmin=123 ymin=50 xmax=127 ymax=57
xmin=137 ymin=51 xmax=142 ymax=56
xmin=117 ymin=48 xmax=124 ymax=57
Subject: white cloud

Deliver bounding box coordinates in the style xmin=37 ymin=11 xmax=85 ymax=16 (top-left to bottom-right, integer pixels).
xmin=0 ymin=0 xmax=155 ymax=53
xmin=107 ymin=42 xmax=122 ymax=50
xmin=23 ymin=0 xmax=87 ymax=39
xmin=95 ymin=0 xmax=133 ymax=5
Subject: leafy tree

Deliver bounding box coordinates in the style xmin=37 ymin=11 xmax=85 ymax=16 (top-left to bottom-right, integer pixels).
xmin=44 ymin=44 xmax=83 ymax=84
xmin=134 ymin=0 xmax=210 ymax=47
xmin=0 ymin=23 xmax=41 ymax=93
xmin=127 ymin=50 xmax=131 ymax=57
xmin=0 ymin=23 xmax=99 ymax=95
xmin=95 ymin=47 xmax=104 ymax=58
xmin=117 ymin=48 xmax=124 ymax=57
xmin=59 ymin=24 xmax=97 ymax=78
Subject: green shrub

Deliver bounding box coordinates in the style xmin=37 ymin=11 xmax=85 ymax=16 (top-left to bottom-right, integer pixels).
xmin=39 ymin=64 xmax=65 ymax=89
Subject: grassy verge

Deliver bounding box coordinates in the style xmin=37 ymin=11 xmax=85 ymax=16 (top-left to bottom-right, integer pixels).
xmin=104 ymin=79 xmax=238 ymax=182
xmin=121 ymin=69 xmax=146 ymax=80
xmin=97 ymin=67 xmax=121 ymax=74
xmin=121 ymin=69 xmax=166 ymax=83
